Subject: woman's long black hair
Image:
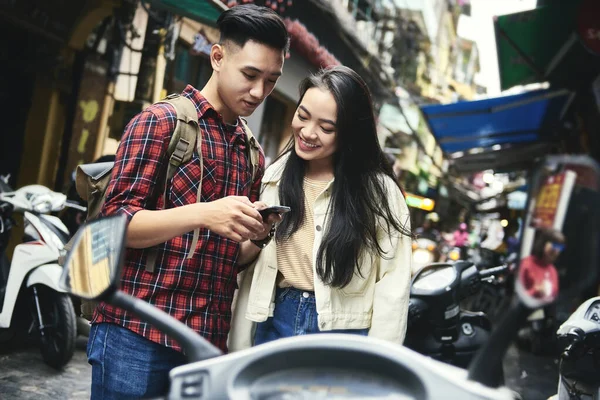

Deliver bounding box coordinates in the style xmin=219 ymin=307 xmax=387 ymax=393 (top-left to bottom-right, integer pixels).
xmin=274 ymin=66 xmax=412 ymax=288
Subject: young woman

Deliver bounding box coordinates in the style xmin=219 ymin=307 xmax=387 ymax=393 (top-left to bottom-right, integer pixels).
xmin=518 ymin=228 xmax=564 ymax=301
xmin=229 ymin=66 xmax=412 ymax=351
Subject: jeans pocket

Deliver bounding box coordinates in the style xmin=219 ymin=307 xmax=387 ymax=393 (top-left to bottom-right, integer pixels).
xmin=87 ymin=324 xmax=101 ymax=360
xmin=276 ymin=287 xmax=291 ymax=303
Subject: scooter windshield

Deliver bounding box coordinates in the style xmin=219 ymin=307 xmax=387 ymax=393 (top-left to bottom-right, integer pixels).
xmin=412 ymin=265 xmax=457 ymax=291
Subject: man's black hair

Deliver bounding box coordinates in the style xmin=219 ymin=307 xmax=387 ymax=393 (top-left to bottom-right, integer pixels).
xmin=217 ymin=4 xmax=290 ymax=54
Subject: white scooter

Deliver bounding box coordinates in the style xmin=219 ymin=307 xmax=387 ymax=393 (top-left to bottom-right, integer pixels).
xmin=0 ymin=176 xmax=83 ymax=369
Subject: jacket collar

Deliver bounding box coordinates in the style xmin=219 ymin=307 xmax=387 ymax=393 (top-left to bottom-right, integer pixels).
xmin=262 ymin=153 xmax=290 ymax=184
xmin=263 ymin=152 xmax=336 ymax=191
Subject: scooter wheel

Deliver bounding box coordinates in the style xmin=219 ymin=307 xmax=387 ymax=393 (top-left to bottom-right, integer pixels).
xmin=35 ymin=286 xmax=77 ymax=369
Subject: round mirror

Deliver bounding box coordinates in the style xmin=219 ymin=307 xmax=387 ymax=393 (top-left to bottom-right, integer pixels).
xmin=516 ymin=155 xmax=600 ymax=309
xmin=60 ymin=214 xmax=127 ymax=300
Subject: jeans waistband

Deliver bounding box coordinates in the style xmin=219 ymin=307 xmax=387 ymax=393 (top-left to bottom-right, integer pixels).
xmin=276 ymin=286 xmax=316 ymax=301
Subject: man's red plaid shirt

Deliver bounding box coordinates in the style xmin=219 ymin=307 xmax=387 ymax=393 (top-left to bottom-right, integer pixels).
xmin=92 ymin=85 xmax=265 ymax=353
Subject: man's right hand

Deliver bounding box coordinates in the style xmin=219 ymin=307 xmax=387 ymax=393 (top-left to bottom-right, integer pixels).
xmin=200 ymin=196 xmax=265 ymax=242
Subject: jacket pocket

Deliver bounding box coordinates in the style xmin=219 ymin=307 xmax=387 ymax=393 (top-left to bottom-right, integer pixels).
xmin=340 ymin=263 xmax=373 ymax=296
xmin=339 ymin=274 xmax=369 ymax=296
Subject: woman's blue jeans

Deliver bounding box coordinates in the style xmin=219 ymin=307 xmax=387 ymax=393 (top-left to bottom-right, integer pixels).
xmin=87 ymin=323 xmax=187 ymax=399
xmin=254 ymin=287 xmax=368 ymax=345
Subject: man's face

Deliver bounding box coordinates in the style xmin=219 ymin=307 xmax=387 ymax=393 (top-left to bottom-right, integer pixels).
xmin=212 ymin=40 xmax=284 ymax=121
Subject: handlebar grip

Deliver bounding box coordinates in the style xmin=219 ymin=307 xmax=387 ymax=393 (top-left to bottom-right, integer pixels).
xmin=478 ymin=265 xmax=508 ymax=278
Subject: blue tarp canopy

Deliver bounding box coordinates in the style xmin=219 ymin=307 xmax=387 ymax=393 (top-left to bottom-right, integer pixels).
xmin=420 ymin=88 xmax=573 ymax=154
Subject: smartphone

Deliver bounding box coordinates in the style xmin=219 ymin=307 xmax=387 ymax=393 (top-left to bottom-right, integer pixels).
xmin=259 ymin=205 xmax=291 ymax=221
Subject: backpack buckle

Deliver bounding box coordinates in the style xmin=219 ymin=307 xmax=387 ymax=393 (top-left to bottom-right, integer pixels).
xmin=170 ymin=138 xmax=190 ymax=165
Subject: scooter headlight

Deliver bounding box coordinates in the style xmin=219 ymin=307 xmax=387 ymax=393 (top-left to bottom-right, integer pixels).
xmin=413 ymin=249 xmax=434 ymax=265
xmin=449 ymin=250 xmax=460 ymax=261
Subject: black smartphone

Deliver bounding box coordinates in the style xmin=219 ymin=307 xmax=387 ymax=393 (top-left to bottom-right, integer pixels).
xmin=259 ymin=205 xmax=291 ymax=221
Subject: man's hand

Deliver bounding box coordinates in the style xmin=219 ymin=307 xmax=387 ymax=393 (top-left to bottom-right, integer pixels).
xmin=236 ymin=201 xmax=284 ymax=266
xmin=252 ymin=201 xmax=283 ymax=240
xmin=201 ymin=196 xmax=265 ymax=242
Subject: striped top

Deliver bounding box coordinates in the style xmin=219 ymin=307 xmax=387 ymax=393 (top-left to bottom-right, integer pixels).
xmin=277 ymin=177 xmax=330 ymax=291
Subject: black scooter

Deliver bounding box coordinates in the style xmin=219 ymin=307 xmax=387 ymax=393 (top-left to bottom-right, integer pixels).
xmin=405 ymin=261 xmax=508 ymax=369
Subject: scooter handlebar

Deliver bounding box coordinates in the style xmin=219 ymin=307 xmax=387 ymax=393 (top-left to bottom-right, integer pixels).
xmin=478 ymin=265 xmax=508 ymax=279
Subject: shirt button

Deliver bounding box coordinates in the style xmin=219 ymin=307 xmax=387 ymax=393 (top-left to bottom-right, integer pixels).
xmin=303 ymin=292 xmax=309 ymax=298
xmin=316 ymin=225 xmax=322 ymax=231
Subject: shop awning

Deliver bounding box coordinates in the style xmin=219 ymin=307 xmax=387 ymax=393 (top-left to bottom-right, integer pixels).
xmin=495 ymin=0 xmax=600 ymax=91
xmin=449 ymin=143 xmax=551 ymax=175
xmin=420 ymin=88 xmax=573 ymax=155
xmin=144 ymin=0 xmax=225 ymax=26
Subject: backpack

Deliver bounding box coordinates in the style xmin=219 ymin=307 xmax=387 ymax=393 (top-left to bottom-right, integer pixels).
xmin=71 ymin=94 xmax=261 ymax=318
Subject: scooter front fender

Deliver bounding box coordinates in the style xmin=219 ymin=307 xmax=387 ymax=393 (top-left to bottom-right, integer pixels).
xmin=26 ymin=264 xmax=66 ymax=293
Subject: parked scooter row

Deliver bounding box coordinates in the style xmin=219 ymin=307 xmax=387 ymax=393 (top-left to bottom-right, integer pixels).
xmin=0 ymin=176 xmax=85 ymax=369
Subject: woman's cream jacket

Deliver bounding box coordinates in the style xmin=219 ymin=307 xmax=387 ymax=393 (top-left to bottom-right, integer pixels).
xmin=228 ymin=155 xmax=412 ymax=351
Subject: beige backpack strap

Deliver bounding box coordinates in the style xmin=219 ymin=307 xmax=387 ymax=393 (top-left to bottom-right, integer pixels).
xmin=146 ymin=94 xmax=201 ymax=272
xmin=240 ymin=118 xmax=261 ymax=181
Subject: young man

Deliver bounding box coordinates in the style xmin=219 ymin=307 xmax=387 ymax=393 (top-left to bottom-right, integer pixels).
xmin=87 ymin=5 xmax=289 ymax=399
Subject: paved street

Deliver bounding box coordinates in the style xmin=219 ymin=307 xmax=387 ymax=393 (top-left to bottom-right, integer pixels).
xmin=0 ymin=334 xmax=558 ymax=400
xmin=504 ymin=344 xmax=559 ymax=400
xmin=0 ymin=337 xmax=91 ymax=399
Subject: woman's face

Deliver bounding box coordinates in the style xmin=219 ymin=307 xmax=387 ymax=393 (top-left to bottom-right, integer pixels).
xmin=543 ymin=241 xmax=563 ymax=264
xmin=292 ymin=87 xmax=338 ymax=168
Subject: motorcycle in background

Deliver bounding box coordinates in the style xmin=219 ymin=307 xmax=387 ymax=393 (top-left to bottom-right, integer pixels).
xmin=405 ymin=261 xmax=508 ymax=371
xmin=0 ymin=176 xmax=83 ymax=368
xmin=439 ymin=241 xmax=462 ymax=263
xmin=462 ymin=253 xmax=518 ymax=320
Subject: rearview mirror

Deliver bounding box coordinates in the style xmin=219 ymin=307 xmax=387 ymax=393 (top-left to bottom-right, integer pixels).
xmin=516 ymin=155 xmax=600 ymax=309
xmin=60 ymin=214 xmax=127 ymax=300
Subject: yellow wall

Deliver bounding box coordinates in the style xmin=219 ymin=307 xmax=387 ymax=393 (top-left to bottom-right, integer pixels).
xmin=18 ymin=0 xmax=116 ymax=189
xmin=17 ymin=74 xmax=66 ymax=188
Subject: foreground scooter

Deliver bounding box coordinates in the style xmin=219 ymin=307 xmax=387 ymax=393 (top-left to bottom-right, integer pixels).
xmin=60 ymin=155 xmax=600 ymax=399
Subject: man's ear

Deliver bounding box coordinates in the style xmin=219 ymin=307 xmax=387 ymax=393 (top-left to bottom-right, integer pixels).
xmin=210 ymin=44 xmax=225 ymax=71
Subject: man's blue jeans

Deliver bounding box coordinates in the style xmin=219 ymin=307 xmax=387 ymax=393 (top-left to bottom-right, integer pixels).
xmin=87 ymin=323 xmax=187 ymax=399
xmin=254 ymin=287 xmax=368 ymax=345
